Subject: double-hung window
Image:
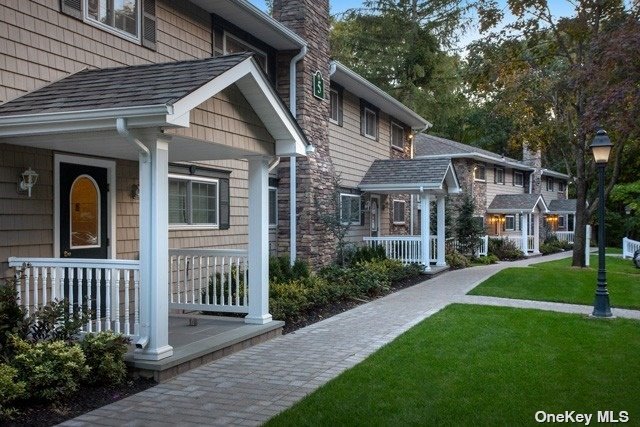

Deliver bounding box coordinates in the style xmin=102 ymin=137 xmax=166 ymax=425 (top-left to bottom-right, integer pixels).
xmin=363 ymin=107 xmax=377 ymax=139
xmin=546 ymin=177 xmax=554 ymax=191
xmin=391 ymin=122 xmax=404 ymax=150
xmin=340 ymin=194 xmax=361 ymax=225
xmin=392 ymin=200 xmax=406 ymax=224
xmin=329 ymin=88 xmax=340 ymax=124
xmin=558 ymin=181 xmax=566 ymax=192
xmin=494 ymin=167 xmax=505 ymax=184
xmin=474 ymin=164 xmax=486 ymax=181
xmin=86 ymin=0 xmax=140 ymax=42
xmin=514 ymin=171 xmax=524 ymax=187
xmin=169 ymin=175 xmax=218 ymax=227
xmin=504 ymin=215 xmax=516 ymax=231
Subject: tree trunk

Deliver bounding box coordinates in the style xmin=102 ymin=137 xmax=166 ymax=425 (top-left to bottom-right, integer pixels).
xmin=572 ymin=136 xmax=588 ymax=267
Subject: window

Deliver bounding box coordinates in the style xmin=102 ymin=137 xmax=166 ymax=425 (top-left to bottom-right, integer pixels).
xmin=494 ymin=167 xmax=505 ymax=184
xmin=391 ymin=123 xmax=405 ymax=150
xmin=505 ymin=215 xmax=516 ymax=231
xmin=86 ymin=0 xmax=140 ymax=41
xmin=514 ymin=171 xmax=524 ymax=187
xmin=363 ymin=107 xmax=377 ymax=139
xmin=558 ymin=215 xmax=566 ymax=229
xmin=329 ymin=88 xmax=341 ymax=124
xmin=473 ymin=216 xmax=485 ymax=231
xmin=392 ymin=200 xmax=406 ymax=224
xmin=224 ymin=33 xmax=268 ymax=71
xmin=269 ymin=187 xmax=277 ymax=227
xmin=70 ymin=176 xmax=100 ymax=248
xmin=474 ymin=164 xmax=486 ymax=181
xmin=546 ymin=177 xmax=554 ymax=191
xmin=340 ymin=194 xmax=361 ymax=225
xmin=169 ymin=175 xmax=218 ymax=226
xmin=558 ymin=181 xmax=566 ymax=192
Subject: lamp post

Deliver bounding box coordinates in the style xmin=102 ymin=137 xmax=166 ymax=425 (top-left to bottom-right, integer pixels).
xmin=590 ymin=128 xmax=613 ymax=318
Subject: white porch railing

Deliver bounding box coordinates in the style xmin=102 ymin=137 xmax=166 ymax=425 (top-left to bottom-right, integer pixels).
xmin=445 ymin=235 xmax=489 ymax=257
xmin=556 ymin=231 xmax=575 ymax=244
xmin=623 ymin=237 xmax=640 ymax=259
xmin=8 ymin=257 xmax=140 ymax=337
xmin=363 ymin=236 xmax=435 ymax=264
xmin=491 ymin=235 xmax=535 ymax=253
xmin=169 ymin=249 xmax=249 ymax=314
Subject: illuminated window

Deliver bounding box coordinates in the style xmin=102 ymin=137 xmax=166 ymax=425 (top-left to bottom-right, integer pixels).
xmin=70 ymin=175 xmax=100 ymax=248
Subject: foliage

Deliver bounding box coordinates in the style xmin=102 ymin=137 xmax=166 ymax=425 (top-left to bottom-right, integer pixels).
xmin=202 ymin=265 xmax=247 ymax=305
xmin=0 ymin=363 xmax=26 ymax=419
xmin=488 ymin=238 xmax=525 ymax=261
xmin=80 ymin=332 xmax=130 ymax=385
xmin=11 ymin=336 xmax=89 ymax=401
xmin=0 ymin=280 xmax=25 ymax=360
xmin=269 ymin=280 xmax=313 ymax=323
xmin=346 ymin=244 xmax=387 ymax=266
xmin=454 ymin=193 xmax=484 ymax=257
xmin=269 ymin=256 xmax=311 ymax=283
xmin=22 ymin=300 xmax=90 ymax=344
xmin=314 ymin=174 xmax=355 ymax=266
xmin=472 ymin=254 xmax=499 ymax=265
xmin=445 ymin=250 xmax=470 ymax=269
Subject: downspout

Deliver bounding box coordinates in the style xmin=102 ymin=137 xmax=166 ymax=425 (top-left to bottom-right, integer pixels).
xmin=289 ymin=45 xmax=307 ymax=265
xmin=116 ymin=118 xmax=150 ymax=162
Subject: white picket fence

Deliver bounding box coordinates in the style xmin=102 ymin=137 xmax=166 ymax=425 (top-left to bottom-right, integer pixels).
xmin=556 ymin=231 xmax=575 ymax=244
xmin=623 ymin=237 xmax=640 ymax=259
xmin=168 ymin=248 xmax=249 ymax=314
xmin=363 ymin=235 xmax=489 ymax=264
xmin=445 ymin=235 xmax=489 ymax=257
xmin=8 ymin=257 xmax=140 ymax=337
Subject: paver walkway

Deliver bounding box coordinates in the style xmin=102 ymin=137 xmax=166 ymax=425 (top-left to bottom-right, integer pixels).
xmin=62 ymin=251 xmax=638 ymax=426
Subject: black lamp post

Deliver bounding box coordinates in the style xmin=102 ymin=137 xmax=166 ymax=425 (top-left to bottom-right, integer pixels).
xmin=590 ymin=128 xmax=613 ymax=318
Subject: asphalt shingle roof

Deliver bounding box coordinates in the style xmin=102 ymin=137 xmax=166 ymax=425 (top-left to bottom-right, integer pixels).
xmin=0 ymin=53 xmax=253 ymax=116
xmin=414 ymin=133 xmax=521 ymax=164
xmin=359 ymin=158 xmax=452 ymax=187
xmin=488 ymin=194 xmax=546 ymax=212
xmin=548 ymin=199 xmax=577 ymax=213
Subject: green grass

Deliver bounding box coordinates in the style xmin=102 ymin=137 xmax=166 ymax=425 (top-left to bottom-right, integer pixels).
xmin=606 ymin=247 xmax=623 ymax=255
xmin=267 ymin=305 xmax=640 ymax=426
xmin=469 ymin=255 xmax=640 ymax=309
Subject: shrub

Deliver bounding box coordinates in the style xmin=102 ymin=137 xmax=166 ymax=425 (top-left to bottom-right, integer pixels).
xmin=488 ymin=238 xmax=525 ymax=261
xmin=22 ymin=299 xmax=90 ymax=344
xmin=350 ymin=261 xmax=392 ymax=296
xmin=472 ymin=254 xmax=499 ymax=265
xmin=0 ymin=280 xmax=25 ymax=358
xmin=269 ymin=256 xmax=311 ymax=283
xmin=347 ymin=245 xmax=387 ymax=266
xmin=0 ymin=363 xmax=26 ymax=419
xmin=269 ymin=280 xmax=311 ymax=322
xmin=11 ymin=336 xmax=89 ymax=401
xmin=540 ymin=243 xmax=564 ymax=255
xmin=80 ymin=331 xmax=130 ymax=385
xmin=446 ymin=250 xmax=470 ymax=269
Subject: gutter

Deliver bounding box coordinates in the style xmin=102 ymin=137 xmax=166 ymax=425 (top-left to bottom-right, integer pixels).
xmin=116 ymin=118 xmax=150 ymax=162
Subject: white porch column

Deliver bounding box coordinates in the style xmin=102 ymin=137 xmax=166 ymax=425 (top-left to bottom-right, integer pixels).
xmin=436 ymin=195 xmax=446 ymax=266
xmin=246 ymin=157 xmax=272 ymax=324
xmin=421 ymin=194 xmax=431 ymax=271
xmin=521 ymin=212 xmax=529 ymax=255
xmin=533 ymin=212 xmax=541 ymax=254
xmin=136 ymin=138 xmax=173 ymax=361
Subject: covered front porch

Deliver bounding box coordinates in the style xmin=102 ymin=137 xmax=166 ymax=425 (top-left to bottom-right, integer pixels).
xmin=546 ymin=199 xmax=578 ymax=244
xmin=359 ymin=158 xmax=462 ymax=270
xmin=1 ymin=53 xmax=308 ymax=363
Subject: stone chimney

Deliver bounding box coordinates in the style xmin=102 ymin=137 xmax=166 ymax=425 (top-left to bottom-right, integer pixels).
xmin=273 ymin=0 xmax=337 ymax=268
xmin=522 ymin=144 xmax=542 ymax=194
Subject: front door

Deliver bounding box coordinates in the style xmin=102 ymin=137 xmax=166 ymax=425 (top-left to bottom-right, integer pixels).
xmin=370 ymin=196 xmax=380 ymax=237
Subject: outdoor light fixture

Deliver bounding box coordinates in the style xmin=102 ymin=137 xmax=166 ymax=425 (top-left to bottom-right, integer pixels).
xmin=130 ymin=184 xmax=140 ymax=200
xmin=18 ymin=167 xmax=39 ymax=197
xmin=590 ymin=128 xmax=613 ymax=318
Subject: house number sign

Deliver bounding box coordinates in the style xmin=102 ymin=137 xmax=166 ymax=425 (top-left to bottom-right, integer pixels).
xmin=313 ymin=70 xmax=324 ymax=100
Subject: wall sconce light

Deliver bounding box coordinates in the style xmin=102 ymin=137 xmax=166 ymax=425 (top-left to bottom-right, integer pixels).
xmin=130 ymin=184 xmax=140 ymax=200
xmin=18 ymin=167 xmax=38 ymax=197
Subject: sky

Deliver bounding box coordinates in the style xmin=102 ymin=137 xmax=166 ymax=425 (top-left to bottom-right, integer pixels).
xmin=250 ymin=0 xmax=578 ymax=50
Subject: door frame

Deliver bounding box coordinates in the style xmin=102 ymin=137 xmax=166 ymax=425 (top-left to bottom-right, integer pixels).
xmin=370 ymin=195 xmax=380 ymax=237
xmin=54 ymin=154 xmax=116 ymax=259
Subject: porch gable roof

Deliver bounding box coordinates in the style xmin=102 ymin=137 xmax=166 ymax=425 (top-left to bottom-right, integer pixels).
xmin=548 ymin=199 xmax=577 ymax=214
xmin=487 ymin=194 xmax=549 ymax=214
xmin=0 ymin=53 xmax=308 ymax=156
xmin=358 ymin=158 xmax=461 ymax=194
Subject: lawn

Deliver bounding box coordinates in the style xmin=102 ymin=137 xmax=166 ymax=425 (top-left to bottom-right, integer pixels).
xmin=267 ymin=305 xmax=640 ymax=426
xmin=468 ymin=255 xmax=640 ymax=309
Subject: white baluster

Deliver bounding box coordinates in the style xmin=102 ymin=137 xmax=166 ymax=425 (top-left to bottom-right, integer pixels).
xmin=105 ymin=269 xmax=111 ymax=332
xmin=68 ymin=268 xmax=74 ymax=315
xmin=205 ymin=256 xmax=210 ymax=306
xmin=86 ymin=269 xmax=93 ymax=333
xmin=190 ymin=256 xmax=195 ymax=304
xmin=213 ymin=257 xmax=218 ymax=305
xmin=123 ymin=269 xmax=130 ymax=335
xmin=134 ymin=269 xmax=140 ymax=336
xmin=169 ymin=256 xmax=175 ymax=304
xmin=114 ymin=269 xmax=121 ymax=334
xmin=77 ymin=268 xmax=84 ymax=320
xmin=41 ymin=267 xmax=48 ymax=308
xmin=33 ymin=267 xmax=39 ymax=310
xmin=235 ymin=257 xmax=240 ymax=306
xmin=96 ymin=269 xmax=102 ymax=332
xmin=243 ymin=257 xmax=248 ymax=307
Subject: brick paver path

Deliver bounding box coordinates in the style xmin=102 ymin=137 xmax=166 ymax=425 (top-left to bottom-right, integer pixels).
xmin=62 ymin=251 xmax=639 ymax=426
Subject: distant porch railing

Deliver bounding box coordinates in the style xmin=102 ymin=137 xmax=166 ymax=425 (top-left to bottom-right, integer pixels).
xmin=169 ymin=248 xmax=249 ymax=314
xmin=490 ymin=235 xmax=535 ymax=253
xmin=362 ymin=235 xmax=489 ymax=264
xmin=623 ymin=237 xmax=640 ymax=259
xmin=556 ymin=231 xmax=575 ymax=244
xmin=8 ymin=257 xmax=140 ymax=337
xmin=445 ymin=235 xmax=489 ymax=257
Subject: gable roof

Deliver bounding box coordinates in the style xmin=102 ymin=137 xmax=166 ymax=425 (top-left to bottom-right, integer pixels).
xmin=359 ymin=158 xmax=460 ymax=194
xmin=487 ymin=194 xmax=548 ymax=214
xmin=548 ymin=199 xmax=577 ymax=213
xmin=414 ymin=134 xmax=533 ymax=171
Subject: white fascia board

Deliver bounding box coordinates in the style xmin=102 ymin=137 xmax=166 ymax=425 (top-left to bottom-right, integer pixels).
xmin=331 ymin=61 xmax=430 ymax=129
xmin=416 ymin=153 xmax=536 ymax=171
xmin=443 ymin=163 xmax=462 ymax=193
xmin=541 ymin=169 xmax=570 ymax=179
xmin=536 ymin=195 xmax=549 ymax=212
xmin=359 ymin=183 xmax=441 ymax=192
xmin=487 ymin=208 xmax=536 ymax=214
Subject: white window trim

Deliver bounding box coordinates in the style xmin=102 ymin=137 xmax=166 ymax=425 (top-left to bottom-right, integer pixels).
xmin=505 ymin=214 xmax=516 ymax=231
xmin=363 ymin=107 xmax=377 ymax=140
xmin=474 ymin=164 xmax=486 ymax=182
xmin=392 ymin=199 xmax=406 ymax=225
xmin=223 ymin=32 xmax=268 ymax=70
xmin=168 ymin=173 xmax=220 ymax=230
xmin=83 ymin=0 xmax=141 ymax=44
xmin=547 ymin=177 xmax=554 ymax=191
xmin=340 ymin=193 xmax=361 ymax=225
xmin=514 ymin=171 xmax=524 ymax=187
xmin=329 ymin=88 xmax=340 ymax=125
xmin=269 ymin=186 xmax=278 ymax=228
xmin=391 ymin=122 xmax=404 ymax=151
xmin=495 ymin=167 xmax=505 ymax=184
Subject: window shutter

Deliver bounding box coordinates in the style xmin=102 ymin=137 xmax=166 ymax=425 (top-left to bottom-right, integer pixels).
xmin=360 ymin=198 xmax=366 ymax=226
xmin=338 ymin=90 xmax=344 ymax=126
xmin=142 ymin=0 xmax=157 ymax=50
xmin=219 ymin=178 xmax=230 ymax=230
xmin=494 ymin=167 xmax=497 ymax=184
xmin=61 ymin=0 xmax=83 ymax=19
xmin=360 ymin=102 xmax=365 ymax=136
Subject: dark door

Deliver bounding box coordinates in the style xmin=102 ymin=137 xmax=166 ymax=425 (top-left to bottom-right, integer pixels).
xmin=59 ymin=162 xmax=109 ymax=314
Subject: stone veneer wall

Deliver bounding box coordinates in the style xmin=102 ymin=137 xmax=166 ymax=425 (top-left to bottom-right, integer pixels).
xmin=273 ymin=0 xmax=337 ymax=268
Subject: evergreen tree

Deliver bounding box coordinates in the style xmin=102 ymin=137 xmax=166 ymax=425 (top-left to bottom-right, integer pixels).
xmin=455 ymin=194 xmax=483 ymax=257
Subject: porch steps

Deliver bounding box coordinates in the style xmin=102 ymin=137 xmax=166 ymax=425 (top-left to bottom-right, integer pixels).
xmin=423 ymin=265 xmax=450 ymax=278
xmin=127 ymin=314 xmax=284 ymax=382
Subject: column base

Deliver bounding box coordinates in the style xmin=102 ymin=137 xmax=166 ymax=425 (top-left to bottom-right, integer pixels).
xmin=435 ymin=262 xmax=447 ymax=267
xmin=134 ymin=345 xmax=174 ymax=361
xmin=245 ymin=314 xmax=273 ymax=325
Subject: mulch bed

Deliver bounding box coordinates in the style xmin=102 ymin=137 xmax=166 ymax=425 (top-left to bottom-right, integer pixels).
xmin=5 ymin=273 xmax=429 ymax=426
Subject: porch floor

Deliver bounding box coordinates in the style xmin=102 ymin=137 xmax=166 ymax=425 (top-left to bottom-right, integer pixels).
xmin=126 ymin=314 xmax=284 ymax=382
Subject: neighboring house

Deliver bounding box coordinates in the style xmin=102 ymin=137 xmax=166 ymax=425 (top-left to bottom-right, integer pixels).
xmin=414 ymin=134 xmax=577 ymax=253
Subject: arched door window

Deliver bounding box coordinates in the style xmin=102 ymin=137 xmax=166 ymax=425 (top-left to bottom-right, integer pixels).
xmin=70 ymin=175 xmax=100 ymax=248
